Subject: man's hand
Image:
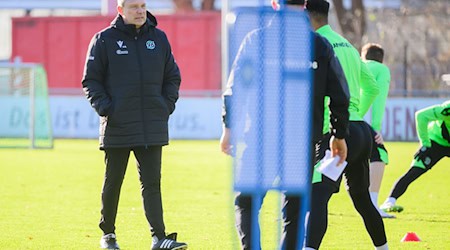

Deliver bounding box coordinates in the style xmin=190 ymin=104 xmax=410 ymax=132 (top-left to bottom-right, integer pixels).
xmin=329 ymin=136 xmax=347 ymax=166
xmin=374 ymin=131 xmax=384 ymax=145
xmin=220 ymin=126 xmax=233 ymax=155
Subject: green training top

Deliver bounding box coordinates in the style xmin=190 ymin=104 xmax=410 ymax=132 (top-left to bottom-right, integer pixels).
xmin=317 ymin=25 xmax=379 ymax=134
xmin=415 ymin=100 xmax=450 ymax=148
xmin=364 ymin=60 xmax=391 ymax=132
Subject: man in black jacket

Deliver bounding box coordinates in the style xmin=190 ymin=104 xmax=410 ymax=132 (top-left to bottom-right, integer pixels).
xmin=82 ymin=0 xmax=187 ymax=249
xmin=220 ymin=1 xmax=349 ymax=249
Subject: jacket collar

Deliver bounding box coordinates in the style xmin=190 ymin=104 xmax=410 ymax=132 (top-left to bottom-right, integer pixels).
xmin=111 ymin=11 xmax=157 ymax=36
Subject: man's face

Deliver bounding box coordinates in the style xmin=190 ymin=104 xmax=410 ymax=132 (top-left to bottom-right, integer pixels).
xmin=118 ymin=0 xmax=147 ymax=28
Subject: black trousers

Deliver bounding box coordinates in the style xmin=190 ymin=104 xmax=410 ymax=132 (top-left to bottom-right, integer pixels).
xmin=305 ymin=121 xmax=387 ymax=249
xmin=280 ymin=142 xmax=316 ymax=250
xmin=99 ymin=146 xmax=165 ymax=239
xmin=280 ymin=194 xmax=305 ymax=250
xmin=235 ymin=147 xmax=314 ymax=250
xmin=234 ymin=192 xmax=265 ymax=250
xmin=235 ymin=192 xmax=312 ymax=250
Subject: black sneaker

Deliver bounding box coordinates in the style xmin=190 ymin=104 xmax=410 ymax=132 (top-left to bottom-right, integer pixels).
xmin=152 ymin=233 xmax=188 ymax=250
xmin=100 ymin=233 xmax=120 ymax=249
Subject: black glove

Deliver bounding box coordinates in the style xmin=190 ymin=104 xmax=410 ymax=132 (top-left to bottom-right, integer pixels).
xmin=413 ymin=146 xmax=429 ymax=162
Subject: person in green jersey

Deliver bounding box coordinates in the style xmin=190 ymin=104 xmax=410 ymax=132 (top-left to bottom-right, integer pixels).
xmin=380 ymin=100 xmax=450 ymax=213
xmin=361 ymin=43 xmax=394 ymax=218
xmin=304 ymin=1 xmax=388 ymax=250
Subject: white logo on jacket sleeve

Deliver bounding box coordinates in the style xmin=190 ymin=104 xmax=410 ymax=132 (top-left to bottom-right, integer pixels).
xmin=146 ymin=40 xmax=156 ymax=50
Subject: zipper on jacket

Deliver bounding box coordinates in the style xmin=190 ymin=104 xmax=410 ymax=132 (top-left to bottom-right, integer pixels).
xmin=135 ymin=35 xmax=148 ymax=146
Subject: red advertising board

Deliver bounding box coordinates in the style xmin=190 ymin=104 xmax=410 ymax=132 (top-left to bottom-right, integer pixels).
xmin=12 ymin=12 xmax=221 ymax=94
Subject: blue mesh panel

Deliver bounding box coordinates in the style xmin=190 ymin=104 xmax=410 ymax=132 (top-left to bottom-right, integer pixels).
xmin=228 ymin=7 xmax=313 ymax=194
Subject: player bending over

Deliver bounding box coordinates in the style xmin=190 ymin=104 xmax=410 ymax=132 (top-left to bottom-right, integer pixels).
xmin=380 ymin=100 xmax=450 ymax=213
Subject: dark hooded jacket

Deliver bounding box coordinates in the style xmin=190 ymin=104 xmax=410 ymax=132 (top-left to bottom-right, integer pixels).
xmin=82 ymin=12 xmax=180 ymax=149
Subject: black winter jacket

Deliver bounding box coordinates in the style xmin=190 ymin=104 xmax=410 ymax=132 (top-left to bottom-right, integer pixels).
xmin=82 ymin=12 xmax=181 ymax=149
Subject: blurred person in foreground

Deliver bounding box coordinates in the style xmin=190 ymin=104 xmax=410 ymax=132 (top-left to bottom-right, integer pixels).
xmin=380 ymin=100 xmax=450 ymax=213
xmin=360 ymin=43 xmax=394 ymax=218
xmin=303 ymin=0 xmax=388 ymax=249
xmin=220 ymin=0 xmax=350 ymax=249
xmin=81 ymin=0 xmax=187 ymax=249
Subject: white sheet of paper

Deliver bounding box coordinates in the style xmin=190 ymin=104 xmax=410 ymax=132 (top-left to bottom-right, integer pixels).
xmin=317 ymin=150 xmax=348 ymax=181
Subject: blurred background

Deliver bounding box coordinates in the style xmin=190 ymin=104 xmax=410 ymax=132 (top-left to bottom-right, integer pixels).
xmin=0 ymin=0 xmax=449 ymax=145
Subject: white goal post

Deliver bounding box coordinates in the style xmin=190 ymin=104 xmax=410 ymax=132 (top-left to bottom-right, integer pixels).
xmin=0 ymin=62 xmax=53 ymax=149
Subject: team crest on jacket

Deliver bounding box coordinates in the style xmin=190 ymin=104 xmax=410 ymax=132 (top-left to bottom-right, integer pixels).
xmin=146 ymin=40 xmax=156 ymax=50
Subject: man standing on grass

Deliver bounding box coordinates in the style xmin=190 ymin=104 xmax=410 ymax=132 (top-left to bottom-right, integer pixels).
xmin=303 ymin=1 xmax=388 ymax=249
xmin=380 ymin=100 xmax=450 ymax=213
xmin=81 ymin=0 xmax=187 ymax=249
xmin=360 ymin=43 xmax=394 ymax=218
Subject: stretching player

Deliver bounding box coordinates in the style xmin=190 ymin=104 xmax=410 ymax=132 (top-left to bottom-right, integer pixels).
xmin=380 ymin=100 xmax=450 ymax=213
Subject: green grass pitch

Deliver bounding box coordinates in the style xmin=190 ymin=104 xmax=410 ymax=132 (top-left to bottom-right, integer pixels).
xmin=0 ymin=140 xmax=448 ymax=249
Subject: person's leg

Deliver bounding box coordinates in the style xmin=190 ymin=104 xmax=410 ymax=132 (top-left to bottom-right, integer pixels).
xmin=388 ymin=167 xmax=426 ymax=199
xmin=380 ymin=166 xmax=426 ymax=212
xmin=281 ymin=141 xmax=317 ymax=250
xmin=99 ymin=148 xmax=131 ymax=234
xmin=367 ymin=127 xmax=389 ymax=211
xmin=280 ymin=195 xmax=301 ymax=250
xmin=381 ymin=141 xmax=449 ymax=212
xmin=235 ymin=193 xmax=252 ymax=250
xmin=304 ymin=183 xmax=335 ymax=249
xmin=235 ymin=193 xmax=264 ymax=250
xmin=349 ymin=189 xmax=387 ymax=247
xmin=133 ymin=146 xmax=165 ymax=239
xmin=369 ymin=162 xmax=385 ymax=204
xmin=345 ymin=122 xmax=387 ymax=248
xmin=369 ymin=162 xmax=394 ymax=218
xmin=303 ymin=134 xmax=338 ymax=249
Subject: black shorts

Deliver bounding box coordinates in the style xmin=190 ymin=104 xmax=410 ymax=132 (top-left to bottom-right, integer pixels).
xmin=412 ymin=140 xmax=450 ymax=170
xmin=368 ymin=126 xmax=389 ymax=164
xmin=314 ymin=121 xmax=372 ymax=193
